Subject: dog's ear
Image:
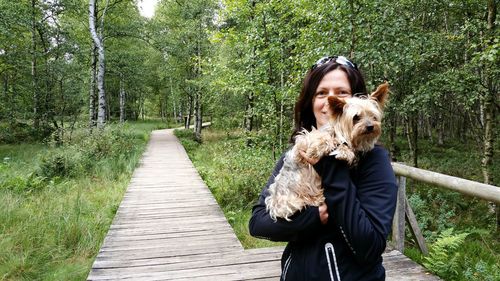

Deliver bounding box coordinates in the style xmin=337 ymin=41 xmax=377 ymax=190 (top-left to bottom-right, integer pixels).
xmin=370 ymin=82 xmax=390 ymax=108
xmin=328 ymin=95 xmax=346 ymax=118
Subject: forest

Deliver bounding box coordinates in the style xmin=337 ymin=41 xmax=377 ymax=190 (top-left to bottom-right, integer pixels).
xmin=0 ymin=0 xmax=498 ymax=280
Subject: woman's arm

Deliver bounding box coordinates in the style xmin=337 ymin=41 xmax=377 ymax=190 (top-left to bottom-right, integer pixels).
xmin=249 ymin=155 xmax=323 ymax=242
xmin=314 ymin=146 xmax=398 ymax=264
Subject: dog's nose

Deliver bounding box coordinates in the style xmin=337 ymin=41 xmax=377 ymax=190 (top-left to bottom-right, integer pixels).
xmin=366 ymin=125 xmax=374 ymax=132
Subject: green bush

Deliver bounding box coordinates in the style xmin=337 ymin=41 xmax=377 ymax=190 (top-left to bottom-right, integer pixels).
xmin=0 ymin=122 xmax=53 ymax=144
xmin=39 ymin=150 xmax=80 ymax=179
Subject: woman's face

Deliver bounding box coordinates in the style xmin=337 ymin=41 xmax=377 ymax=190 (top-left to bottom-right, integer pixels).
xmin=313 ymin=69 xmax=352 ymax=128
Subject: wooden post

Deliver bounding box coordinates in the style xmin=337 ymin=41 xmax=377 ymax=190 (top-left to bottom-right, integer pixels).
xmin=392 ymin=176 xmax=406 ymax=253
xmin=405 ymin=198 xmax=429 ymax=255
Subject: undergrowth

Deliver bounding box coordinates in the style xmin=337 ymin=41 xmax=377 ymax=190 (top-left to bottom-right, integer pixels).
xmin=0 ymin=120 xmax=168 ymax=280
xmin=176 ymin=127 xmax=499 ymax=281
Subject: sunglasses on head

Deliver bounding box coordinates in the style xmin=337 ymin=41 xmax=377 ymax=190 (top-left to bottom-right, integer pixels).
xmin=311 ymin=55 xmax=358 ymax=70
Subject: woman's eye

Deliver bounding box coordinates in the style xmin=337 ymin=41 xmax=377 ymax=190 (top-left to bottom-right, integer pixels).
xmin=339 ymin=91 xmax=351 ymax=97
xmin=316 ymin=92 xmax=327 ymax=97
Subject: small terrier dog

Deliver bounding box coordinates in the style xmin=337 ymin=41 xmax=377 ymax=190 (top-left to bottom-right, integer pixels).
xmin=265 ymin=83 xmax=389 ymax=221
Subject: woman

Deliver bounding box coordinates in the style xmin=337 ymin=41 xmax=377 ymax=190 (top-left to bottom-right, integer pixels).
xmin=249 ymin=56 xmax=398 ymax=281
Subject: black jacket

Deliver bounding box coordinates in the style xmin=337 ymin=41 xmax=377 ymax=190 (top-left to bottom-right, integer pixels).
xmin=249 ymin=145 xmax=398 ymax=281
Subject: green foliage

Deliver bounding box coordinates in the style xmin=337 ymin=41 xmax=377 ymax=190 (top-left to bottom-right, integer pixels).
xmin=175 ymin=128 xmax=283 ymax=249
xmin=423 ymin=228 xmax=470 ymax=278
xmin=463 ymin=259 xmax=500 ymax=281
xmin=39 ymin=150 xmax=79 ymax=179
xmin=176 ymin=128 xmax=277 ymax=210
xmin=0 ymin=122 xmax=53 ymax=144
xmin=0 ymin=121 xmax=166 ymax=280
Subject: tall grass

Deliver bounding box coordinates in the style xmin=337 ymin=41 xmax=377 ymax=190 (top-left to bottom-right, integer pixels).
xmin=0 ymin=120 xmax=168 ymax=280
xmin=176 ymin=127 xmax=499 ymax=281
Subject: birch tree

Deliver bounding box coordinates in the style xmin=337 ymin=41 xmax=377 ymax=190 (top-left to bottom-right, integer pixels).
xmin=89 ymin=0 xmax=108 ymax=129
xmin=119 ymin=72 xmax=125 ymax=123
xmin=480 ymin=0 xmax=497 ymax=185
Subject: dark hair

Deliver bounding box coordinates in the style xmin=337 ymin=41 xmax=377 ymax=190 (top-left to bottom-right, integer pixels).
xmin=291 ymin=62 xmax=367 ymax=142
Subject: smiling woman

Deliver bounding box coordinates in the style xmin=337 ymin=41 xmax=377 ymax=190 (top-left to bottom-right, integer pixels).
xmin=137 ymin=0 xmax=158 ymax=18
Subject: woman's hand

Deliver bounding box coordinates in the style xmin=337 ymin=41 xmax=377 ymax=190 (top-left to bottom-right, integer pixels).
xmin=319 ymin=203 xmax=328 ymax=225
xmin=299 ymin=150 xmax=320 ymax=165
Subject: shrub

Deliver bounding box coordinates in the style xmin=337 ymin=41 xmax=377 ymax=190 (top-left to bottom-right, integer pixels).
xmin=0 ymin=122 xmax=53 ymax=144
xmin=39 ymin=151 xmax=80 ymax=179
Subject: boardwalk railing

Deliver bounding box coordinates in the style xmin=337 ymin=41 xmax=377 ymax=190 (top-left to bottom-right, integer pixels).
xmin=390 ymin=162 xmax=500 ymax=255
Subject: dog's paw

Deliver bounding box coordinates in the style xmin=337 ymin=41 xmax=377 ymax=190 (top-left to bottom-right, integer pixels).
xmin=334 ymin=145 xmax=355 ymax=165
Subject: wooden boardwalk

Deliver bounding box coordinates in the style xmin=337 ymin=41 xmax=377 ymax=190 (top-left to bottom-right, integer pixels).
xmin=87 ymin=129 xmax=439 ymax=280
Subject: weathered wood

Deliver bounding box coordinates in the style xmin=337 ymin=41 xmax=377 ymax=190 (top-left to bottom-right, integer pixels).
xmin=88 ymin=129 xmax=439 ymax=280
xmin=392 ymin=162 xmax=500 ymax=203
xmin=392 ymin=176 xmax=406 ymax=252
xmin=405 ymin=197 xmax=429 ymax=255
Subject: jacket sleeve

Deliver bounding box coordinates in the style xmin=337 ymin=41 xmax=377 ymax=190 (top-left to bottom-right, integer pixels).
xmin=249 ymin=154 xmax=322 ymax=242
xmin=313 ymin=146 xmax=398 ymax=264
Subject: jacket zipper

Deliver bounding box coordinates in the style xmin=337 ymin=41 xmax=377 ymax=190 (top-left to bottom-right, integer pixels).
xmin=325 ymin=243 xmax=341 ymax=281
xmin=282 ymin=253 xmax=292 ymax=281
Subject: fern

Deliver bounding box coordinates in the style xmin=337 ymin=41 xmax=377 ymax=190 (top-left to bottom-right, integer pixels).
xmin=423 ymin=228 xmax=470 ymax=279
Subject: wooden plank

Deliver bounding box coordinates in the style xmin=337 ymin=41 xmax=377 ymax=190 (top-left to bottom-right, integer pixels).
xmin=93 ymin=247 xmax=283 ymax=269
xmin=88 ymin=129 xmax=440 ymax=281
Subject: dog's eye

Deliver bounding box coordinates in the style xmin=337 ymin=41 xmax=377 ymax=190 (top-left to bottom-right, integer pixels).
xmin=353 ymin=115 xmax=360 ymax=123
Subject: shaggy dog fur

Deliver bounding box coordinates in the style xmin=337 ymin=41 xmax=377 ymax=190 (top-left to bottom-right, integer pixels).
xmin=265 ymin=83 xmax=390 ymax=221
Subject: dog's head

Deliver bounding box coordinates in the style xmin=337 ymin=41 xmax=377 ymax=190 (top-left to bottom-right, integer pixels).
xmin=327 ymin=82 xmax=390 ymax=152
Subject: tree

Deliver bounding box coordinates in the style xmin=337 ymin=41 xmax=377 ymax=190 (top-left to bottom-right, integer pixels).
xmin=89 ymin=0 xmax=108 ymax=129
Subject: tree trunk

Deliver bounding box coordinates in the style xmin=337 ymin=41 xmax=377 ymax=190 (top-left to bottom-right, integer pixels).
xmin=185 ymin=93 xmax=193 ymax=129
xmin=89 ymin=0 xmax=107 ymax=129
xmin=89 ymin=44 xmax=97 ymax=130
xmin=194 ymin=92 xmax=202 ymax=142
xmin=119 ymin=73 xmax=125 ymax=123
xmin=279 ymin=50 xmax=285 ymax=149
xmin=481 ymin=0 xmax=496 ymax=185
xmin=194 ymin=34 xmax=202 ymax=143
xmin=141 ymin=95 xmax=145 ymax=120
xmin=412 ymin=116 xmax=419 ymax=167
xmin=426 ymin=117 xmax=433 ymax=141
xmin=245 ymin=92 xmax=254 ymax=132
xmin=349 ymin=0 xmax=357 ymax=58
xmin=173 ymin=100 xmax=177 ymax=122
xmin=389 ymin=113 xmax=397 ymax=161
xmin=31 ymin=0 xmax=39 ymax=130
xmin=245 ymin=3 xmax=256 ymax=135
xmin=405 ymin=116 xmax=418 ymax=167
xmin=3 ymin=72 xmax=15 ymax=122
